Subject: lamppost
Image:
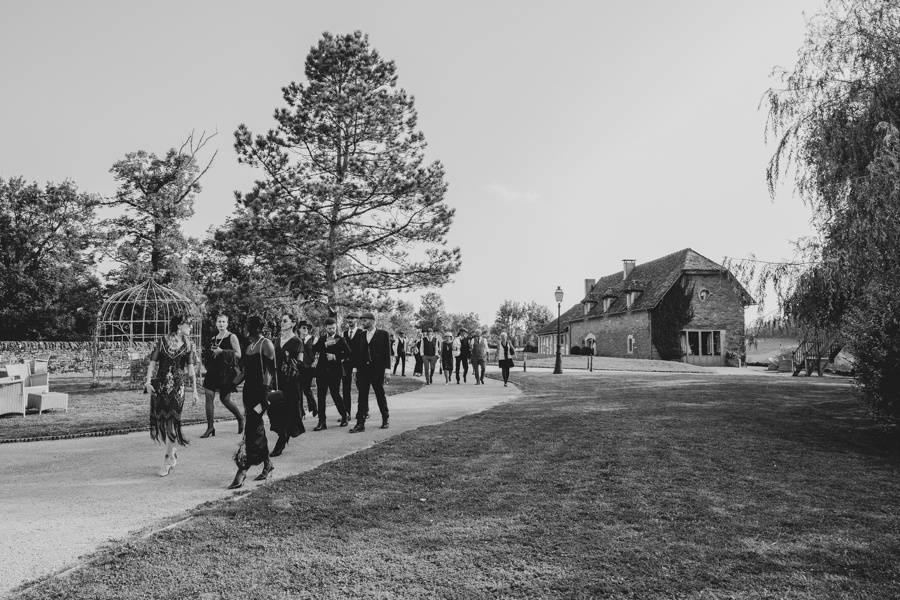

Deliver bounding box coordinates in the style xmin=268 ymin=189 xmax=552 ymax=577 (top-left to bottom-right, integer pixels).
xmin=554 ymin=286 xmax=564 ymax=374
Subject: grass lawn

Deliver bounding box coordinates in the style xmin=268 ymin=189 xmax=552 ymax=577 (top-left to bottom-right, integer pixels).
xmin=0 ymin=375 xmax=424 ymax=442
xmin=12 ymin=372 xmax=900 ymax=599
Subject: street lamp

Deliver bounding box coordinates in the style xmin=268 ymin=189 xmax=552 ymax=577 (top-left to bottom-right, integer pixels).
xmin=554 ymin=286 xmax=564 ymax=374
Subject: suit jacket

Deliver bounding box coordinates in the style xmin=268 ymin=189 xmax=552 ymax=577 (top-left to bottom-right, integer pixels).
xmin=312 ymin=334 xmax=351 ymax=372
xmin=343 ymin=327 xmax=365 ymax=367
xmin=356 ymin=328 xmax=391 ymax=371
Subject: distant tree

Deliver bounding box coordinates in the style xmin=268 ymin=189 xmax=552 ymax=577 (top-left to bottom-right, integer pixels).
xmin=233 ymin=31 xmax=461 ymax=312
xmin=446 ymin=312 xmax=481 ymax=335
xmin=492 ymin=300 xmax=523 ymax=337
xmin=761 ymin=0 xmax=900 ymax=433
xmin=388 ymin=299 xmax=417 ymax=335
xmin=104 ymin=131 xmax=216 ymax=295
xmin=521 ymin=301 xmax=552 ymax=346
xmin=0 ymin=177 xmax=104 ymax=339
xmin=415 ymin=292 xmax=447 ymax=331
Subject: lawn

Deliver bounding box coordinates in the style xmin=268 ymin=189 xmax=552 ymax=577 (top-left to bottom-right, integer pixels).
xmin=0 ymin=374 xmax=424 ymax=443
xmin=11 ymin=371 xmax=900 ymax=599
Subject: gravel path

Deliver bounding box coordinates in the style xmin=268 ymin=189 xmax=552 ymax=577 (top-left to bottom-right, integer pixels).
xmin=0 ymin=375 xmax=519 ymax=597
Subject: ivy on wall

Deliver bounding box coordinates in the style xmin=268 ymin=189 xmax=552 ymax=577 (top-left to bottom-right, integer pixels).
xmin=651 ymin=276 xmax=695 ymax=360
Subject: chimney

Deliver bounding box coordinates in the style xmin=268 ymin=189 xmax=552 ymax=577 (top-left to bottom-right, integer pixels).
xmin=584 ymin=278 xmax=596 ymax=297
xmin=623 ymin=259 xmax=635 ymax=280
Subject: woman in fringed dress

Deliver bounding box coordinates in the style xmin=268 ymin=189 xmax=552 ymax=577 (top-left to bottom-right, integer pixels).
xmin=145 ymin=314 xmax=199 ymax=477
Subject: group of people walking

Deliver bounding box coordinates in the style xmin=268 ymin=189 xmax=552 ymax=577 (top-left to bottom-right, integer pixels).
xmin=144 ymin=312 xmax=516 ymax=489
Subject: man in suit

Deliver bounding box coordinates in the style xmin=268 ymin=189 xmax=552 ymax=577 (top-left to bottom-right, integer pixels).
xmin=350 ymin=311 xmax=391 ymax=433
xmin=455 ymin=328 xmax=471 ymax=384
xmin=392 ymin=331 xmax=407 ymax=376
xmin=341 ymin=312 xmax=364 ymax=424
xmin=297 ymin=320 xmax=318 ymax=415
xmin=470 ymin=329 xmax=489 ymax=385
xmin=312 ymin=317 xmax=352 ymax=429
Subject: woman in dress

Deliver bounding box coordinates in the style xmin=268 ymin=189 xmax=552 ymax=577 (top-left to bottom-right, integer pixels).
xmin=228 ymin=315 xmax=276 ymax=489
xmin=498 ymin=331 xmax=516 ymax=387
xmin=144 ymin=314 xmax=198 ymax=477
xmin=440 ymin=332 xmax=454 ymax=384
xmin=270 ymin=313 xmax=305 ymax=457
xmin=412 ymin=331 xmax=424 ymax=377
xmin=200 ymin=313 xmax=244 ymax=438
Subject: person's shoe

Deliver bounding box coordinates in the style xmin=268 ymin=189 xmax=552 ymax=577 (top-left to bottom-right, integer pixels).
xmin=270 ymin=437 xmax=287 ymax=457
xmin=349 ymin=423 xmax=365 ymax=433
xmin=200 ymin=427 xmax=216 ymax=438
xmin=227 ymin=470 xmax=246 ymax=489
xmin=237 ymin=417 xmax=244 ymax=435
xmin=310 ymin=406 xmax=318 ymax=418
xmin=158 ymin=462 xmax=172 ymax=477
xmin=313 ymin=422 xmax=327 ymax=431
xmin=254 ymin=463 xmax=275 ymax=481
xmin=504 ymin=382 xmax=508 ymax=387
xmin=339 ymin=416 xmax=349 ymax=427
xmin=381 ymin=418 xmax=389 ymax=429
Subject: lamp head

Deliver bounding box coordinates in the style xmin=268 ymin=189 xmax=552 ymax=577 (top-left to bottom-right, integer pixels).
xmin=554 ymin=286 xmax=564 ymax=304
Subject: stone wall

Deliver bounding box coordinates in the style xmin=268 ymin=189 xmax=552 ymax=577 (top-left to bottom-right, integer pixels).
xmin=568 ymin=311 xmax=654 ymax=359
xmin=681 ymin=272 xmax=747 ymax=357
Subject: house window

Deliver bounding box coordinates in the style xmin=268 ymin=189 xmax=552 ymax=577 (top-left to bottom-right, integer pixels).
xmin=603 ymin=297 xmax=612 ymax=312
xmin=681 ymin=330 xmax=722 ymax=356
xmin=627 ymin=334 xmax=635 ymax=354
xmin=626 ymin=291 xmax=640 ymax=309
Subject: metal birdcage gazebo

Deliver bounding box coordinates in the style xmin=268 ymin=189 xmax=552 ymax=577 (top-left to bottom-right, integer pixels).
xmin=92 ymin=279 xmax=202 ymax=385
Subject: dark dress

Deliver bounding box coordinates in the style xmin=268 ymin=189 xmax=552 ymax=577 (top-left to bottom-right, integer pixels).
xmin=270 ymin=335 xmax=305 ymax=439
xmin=441 ymin=341 xmax=454 ymax=372
xmin=202 ymin=333 xmax=239 ymax=394
xmin=236 ymin=340 xmax=274 ymax=469
xmin=149 ymin=336 xmax=196 ymax=446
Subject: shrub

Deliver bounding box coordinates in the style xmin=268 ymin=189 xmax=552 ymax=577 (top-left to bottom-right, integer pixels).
xmin=570 ymin=345 xmax=581 ymax=355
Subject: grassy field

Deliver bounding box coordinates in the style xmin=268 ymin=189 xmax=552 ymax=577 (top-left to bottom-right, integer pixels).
xmin=0 ymin=375 xmax=424 ymax=442
xmin=11 ymin=371 xmax=900 ymax=599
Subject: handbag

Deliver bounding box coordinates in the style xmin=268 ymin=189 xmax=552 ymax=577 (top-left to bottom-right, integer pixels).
xmin=262 ymin=338 xmax=284 ymax=406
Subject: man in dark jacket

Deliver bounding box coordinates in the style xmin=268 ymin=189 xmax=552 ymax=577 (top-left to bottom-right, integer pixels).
xmin=341 ymin=312 xmax=364 ymax=423
xmin=312 ymin=317 xmax=352 ymax=429
xmin=350 ymin=311 xmax=391 ymax=433
xmin=392 ymin=331 xmax=407 ymax=376
xmin=455 ymin=328 xmax=471 ymax=384
xmin=297 ymin=320 xmax=317 ymax=415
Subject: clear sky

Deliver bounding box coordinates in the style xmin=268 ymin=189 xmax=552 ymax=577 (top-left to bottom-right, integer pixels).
xmin=0 ymin=0 xmax=823 ymax=323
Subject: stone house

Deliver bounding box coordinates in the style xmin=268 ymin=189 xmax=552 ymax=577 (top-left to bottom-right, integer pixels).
xmin=537 ymin=248 xmax=754 ymax=366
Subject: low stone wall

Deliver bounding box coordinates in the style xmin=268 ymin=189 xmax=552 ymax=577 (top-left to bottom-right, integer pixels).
xmin=0 ymin=341 xmax=153 ymax=374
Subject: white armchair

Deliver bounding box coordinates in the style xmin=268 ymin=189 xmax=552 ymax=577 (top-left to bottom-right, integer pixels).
xmin=0 ymin=377 xmax=25 ymax=416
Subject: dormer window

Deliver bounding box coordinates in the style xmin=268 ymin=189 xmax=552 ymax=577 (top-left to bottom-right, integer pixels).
xmin=626 ymin=291 xmax=638 ymax=309
xmin=602 ymin=297 xmax=613 ymax=312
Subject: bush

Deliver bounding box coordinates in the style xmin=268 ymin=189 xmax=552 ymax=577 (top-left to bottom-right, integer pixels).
xmin=524 ymin=343 xmax=538 ymax=353
xmin=570 ymin=345 xmax=581 ymax=355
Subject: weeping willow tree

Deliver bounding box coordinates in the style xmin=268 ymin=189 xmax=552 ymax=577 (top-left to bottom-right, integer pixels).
xmin=743 ymin=0 xmax=900 ymax=434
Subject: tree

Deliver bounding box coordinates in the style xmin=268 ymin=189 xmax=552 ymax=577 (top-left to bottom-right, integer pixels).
xmin=763 ymin=0 xmax=900 ymax=432
xmin=0 ymin=177 xmax=104 ymax=339
xmin=415 ymin=292 xmax=447 ymax=332
xmin=521 ymin=301 xmax=553 ymax=345
xmin=104 ymin=131 xmax=216 ymax=294
xmin=233 ymin=31 xmax=461 ymax=312
xmin=492 ymin=300 xmax=525 ymax=340
xmin=388 ymin=299 xmax=417 ymax=334
xmin=446 ymin=312 xmax=481 ymax=335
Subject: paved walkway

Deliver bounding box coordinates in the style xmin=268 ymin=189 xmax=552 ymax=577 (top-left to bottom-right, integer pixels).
xmin=0 ymin=376 xmax=519 ymax=597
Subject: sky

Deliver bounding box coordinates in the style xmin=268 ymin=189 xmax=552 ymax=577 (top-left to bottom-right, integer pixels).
xmin=0 ymin=0 xmax=824 ymax=324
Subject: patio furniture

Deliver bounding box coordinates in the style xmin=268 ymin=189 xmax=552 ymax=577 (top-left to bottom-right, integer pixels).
xmin=26 ymin=391 xmax=69 ymax=413
xmin=0 ymin=377 xmax=25 ymax=416
xmin=4 ymin=362 xmax=51 ymax=414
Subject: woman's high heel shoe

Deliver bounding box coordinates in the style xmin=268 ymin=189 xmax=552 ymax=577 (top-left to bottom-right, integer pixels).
xmin=228 ymin=470 xmax=247 ymax=489
xmin=200 ymin=427 xmax=216 ymax=438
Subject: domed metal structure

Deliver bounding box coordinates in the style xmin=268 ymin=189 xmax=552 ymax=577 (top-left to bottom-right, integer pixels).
xmin=92 ymin=279 xmax=202 ymax=384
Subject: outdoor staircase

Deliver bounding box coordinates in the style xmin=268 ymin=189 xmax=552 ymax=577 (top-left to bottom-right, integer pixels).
xmin=792 ymin=331 xmax=842 ymax=377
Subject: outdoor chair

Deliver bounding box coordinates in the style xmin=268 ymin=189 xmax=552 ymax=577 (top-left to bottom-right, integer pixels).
xmin=0 ymin=377 xmax=26 ymax=416
xmin=4 ymin=361 xmax=67 ymax=413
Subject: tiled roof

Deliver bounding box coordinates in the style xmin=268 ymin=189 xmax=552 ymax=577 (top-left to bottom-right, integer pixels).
xmin=536 ymin=248 xmax=753 ymax=335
